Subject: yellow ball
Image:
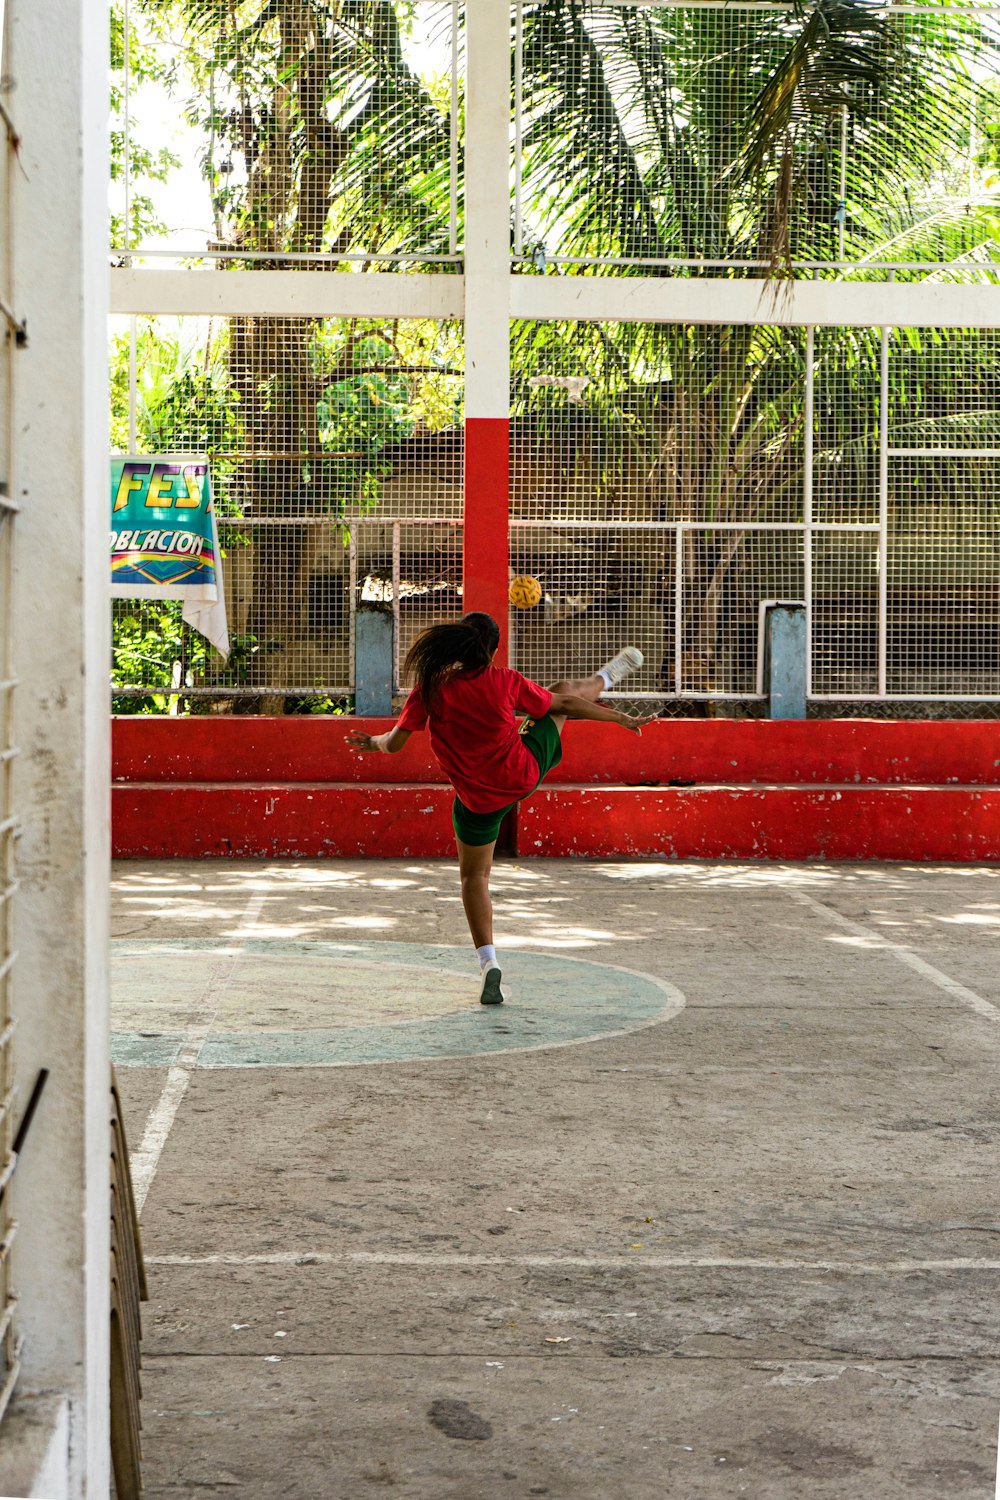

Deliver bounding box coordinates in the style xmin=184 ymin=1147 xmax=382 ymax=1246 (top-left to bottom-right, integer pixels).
xmin=508 ymin=574 xmax=543 ymax=610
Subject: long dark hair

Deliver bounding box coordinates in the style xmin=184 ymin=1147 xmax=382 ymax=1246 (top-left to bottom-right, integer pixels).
xmin=403 ymin=611 xmax=501 ymax=711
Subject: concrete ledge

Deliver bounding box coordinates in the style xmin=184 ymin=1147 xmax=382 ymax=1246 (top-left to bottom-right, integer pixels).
xmin=112 ymin=782 xmax=457 ymax=858
xmin=113 ymin=780 xmax=1000 ymax=861
xmin=519 ymin=784 xmax=1000 ymax=861
xmin=0 ymin=1393 xmax=69 ymax=1499
xmin=112 ymin=716 xmax=1000 ymax=787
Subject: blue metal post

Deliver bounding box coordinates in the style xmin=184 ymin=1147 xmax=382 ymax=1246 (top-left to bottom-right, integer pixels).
xmin=355 ymin=603 xmax=394 ymax=716
xmin=766 ymin=603 xmax=807 ymax=720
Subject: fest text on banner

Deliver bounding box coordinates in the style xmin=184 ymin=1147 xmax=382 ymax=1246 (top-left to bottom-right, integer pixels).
xmin=110 ymin=456 xmax=229 ymax=657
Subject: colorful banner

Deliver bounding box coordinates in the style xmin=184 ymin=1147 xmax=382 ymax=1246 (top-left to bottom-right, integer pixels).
xmin=110 ymin=456 xmax=229 ymax=657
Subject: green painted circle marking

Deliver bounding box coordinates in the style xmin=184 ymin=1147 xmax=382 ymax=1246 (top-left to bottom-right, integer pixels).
xmin=112 ymin=938 xmax=685 ymax=1068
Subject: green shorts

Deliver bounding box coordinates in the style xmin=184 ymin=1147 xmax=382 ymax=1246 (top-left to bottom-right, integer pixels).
xmin=452 ymin=714 xmax=563 ymax=846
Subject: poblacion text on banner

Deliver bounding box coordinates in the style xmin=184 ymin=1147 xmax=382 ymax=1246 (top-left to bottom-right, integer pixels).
xmin=110 ymin=456 xmax=229 ymax=658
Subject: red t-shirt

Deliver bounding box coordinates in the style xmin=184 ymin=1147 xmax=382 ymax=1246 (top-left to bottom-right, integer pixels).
xmin=397 ymin=666 xmax=553 ymax=812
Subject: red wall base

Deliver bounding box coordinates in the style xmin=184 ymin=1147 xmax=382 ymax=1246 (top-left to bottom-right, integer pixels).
xmin=518 ymin=785 xmax=1000 ymax=862
xmin=111 ymin=717 xmax=1000 ymax=862
xmin=112 ymin=783 xmax=457 ymax=859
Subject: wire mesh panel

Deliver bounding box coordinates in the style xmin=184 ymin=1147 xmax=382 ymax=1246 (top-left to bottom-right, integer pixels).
xmin=681 ymin=526 xmax=805 ymax=696
xmin=111 ymin=0 xmax=462 ymax=266
xmin=509 ymin=320 xmax=808 ymax=699
xmin=355 ymin=518 xmax=463 ymax=687
xmin=886 ymin=456 xmax=1000 ymax=697
xmin=812 ymin=325 xmax=882 ymax=527
xmin=509 ymin=315 xmax=1000 ymax=706
xmin=887 ymin=325 xmax=1000 ymax=451
xmin=112 ymin=0 xmax=1000 ymax=277
xmin=513 ymin=1 xmax=1000 ymax=279
xmin=110 ymin=315 xmax=464 ymax=704
xmin=810 ymin=529 xmax=880 ymax=696
xmin=883 ymin=328 xmax=1000 ymax=698
xmin=510 ymin=524 xmax=670 ymax=692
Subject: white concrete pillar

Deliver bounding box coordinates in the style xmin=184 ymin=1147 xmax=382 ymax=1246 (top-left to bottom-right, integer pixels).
xmin=464 ymin=0 xmax=511 ymax=420
xmin=5 ymin=0 xmax=110 ymax=1492
xmin=462 ymin=0 xmax=512 ymax=656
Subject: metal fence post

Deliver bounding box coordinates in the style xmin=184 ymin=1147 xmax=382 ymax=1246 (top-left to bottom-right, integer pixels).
xmin=760 ymin=600 xmax=807 ymax=720
xmin=354 ymin=602 xmax=394 ymax=716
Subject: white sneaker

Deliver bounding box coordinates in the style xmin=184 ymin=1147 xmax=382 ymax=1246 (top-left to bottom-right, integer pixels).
xmin=599 ymin=646 xmax=644 ymax=687
xmin=479 ymin=960 xmax=506 ymax=1006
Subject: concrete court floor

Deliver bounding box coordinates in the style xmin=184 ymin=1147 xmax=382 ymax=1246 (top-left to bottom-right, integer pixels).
xmin=112 ymin=856 xmax=1000 ymax=1500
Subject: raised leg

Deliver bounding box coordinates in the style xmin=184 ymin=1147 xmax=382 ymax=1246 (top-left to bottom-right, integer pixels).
xmin=547 ymin=673 xmax=605 ymax=733
xmin=456 ymin=836 xmax=497 ymax=949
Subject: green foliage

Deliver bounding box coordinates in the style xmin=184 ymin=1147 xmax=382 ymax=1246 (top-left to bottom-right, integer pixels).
xmin=309 ymin=321 xmax=462 ymax=514
xmin=131 ymin=320 xmax=241 ymax=456
xmin=138 ymin=0 xmax=454 ymax=260
xmin=111 ymin=599 xmax=191 ymax=712
xmin=113 ymin=0 xmax=1000 ymax=703
xmin=516 ymin=0 xmax=999 ymax=275
xmin=110 ymin=4 xmax=180 ymax=249
xmin=284 ymin=694 xmax=353 ymax=715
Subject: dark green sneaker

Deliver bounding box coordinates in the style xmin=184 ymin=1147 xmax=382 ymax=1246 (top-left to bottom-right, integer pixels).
xmin=479 ymin=962 xmax=506 ymax=1006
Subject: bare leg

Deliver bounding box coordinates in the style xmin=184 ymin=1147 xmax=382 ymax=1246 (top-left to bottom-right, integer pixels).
xmin=456 ymin=836 xmax=497 ymax=949
xmin=547 ymin=673 xmax=604 ymax=734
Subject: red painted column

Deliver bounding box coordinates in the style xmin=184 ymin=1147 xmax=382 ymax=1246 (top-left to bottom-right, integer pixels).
xmin=463 ymin=417 xmax=510 ymax=664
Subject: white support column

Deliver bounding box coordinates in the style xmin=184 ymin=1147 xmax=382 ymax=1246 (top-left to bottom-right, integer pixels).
xmin=878 ymin=324 xmax=890 ymax=697
xmin=462 ymin=0 xmax=510 ymax=420
xmin=463 ymin=0 xmax=512 ymax=655
xmin=449 ymin=0 xmax=459 ymax=257
xmin=513 ymin=0 xmax=524 ymax=259
xmin=6 ymin=0 xmax=110 ymax=1493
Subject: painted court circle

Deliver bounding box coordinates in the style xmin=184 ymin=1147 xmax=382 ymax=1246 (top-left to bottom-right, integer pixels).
xmin=111 ymin=938 xmax=685 ymax=1067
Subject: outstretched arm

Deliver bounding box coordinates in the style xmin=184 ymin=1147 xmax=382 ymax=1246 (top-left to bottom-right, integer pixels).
xmin=345 ymin=725 xmax=413 ymax=754
xmin=547 ymin=692 xmax=659 ymax=733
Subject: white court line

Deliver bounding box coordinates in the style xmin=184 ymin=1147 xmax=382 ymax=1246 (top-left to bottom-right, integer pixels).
xmin=145 ymin=1251 xmax=1000 ymax=1273
xmin=130 ymin=888 xmax=269 ymax=1214
xmin=790 ymin=889 xmax=1000 ymax=1024
xmin=129 ymin=1065 xmax=190 ymax=1216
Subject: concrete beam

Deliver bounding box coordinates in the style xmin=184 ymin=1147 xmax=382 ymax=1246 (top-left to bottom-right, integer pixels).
xmin=110 ymin=268 xmax=464 ymax=320
xmin=112 ymin=268 xmax=1000 ymax=330
xmin=510 ymin=275 xmax=1000 ymax=328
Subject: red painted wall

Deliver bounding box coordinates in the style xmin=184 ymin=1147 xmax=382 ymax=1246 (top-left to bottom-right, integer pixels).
xmin=112 ymin=782 xmax=456 ymax=859
xmin=113 ymin=715 xmax=1000 ymax=787
xmin=111 ymin=717 xmax=1000 ymax=861
xmin=519 ymin=785 xmax=1000 ymax=862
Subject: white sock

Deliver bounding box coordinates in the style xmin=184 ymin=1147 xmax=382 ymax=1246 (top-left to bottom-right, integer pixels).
xmin=477 ymin=944 xmax=496 ymax=970
xmin=599 ymin=670 xmax=613 ymax=691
